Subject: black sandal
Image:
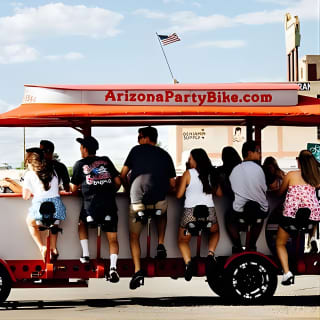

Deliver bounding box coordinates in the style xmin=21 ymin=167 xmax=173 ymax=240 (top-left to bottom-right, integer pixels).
xmin=155 ymin=244 xmax=167 ymax=259
xmin=129 ymin=270 xmax=144 ymax=290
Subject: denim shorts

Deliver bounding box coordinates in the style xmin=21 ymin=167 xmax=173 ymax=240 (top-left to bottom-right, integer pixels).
xmin=28 ymin=196 xmax=66 ymax=221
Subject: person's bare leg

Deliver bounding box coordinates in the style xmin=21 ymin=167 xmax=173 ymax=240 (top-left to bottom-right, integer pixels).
xmin=208 ymin=223 xmax=220 ymax=254
xmin=50 ymin=229 xmax=58 ymax=251
xmin=130 ymin=231 xmax=141 ymax=273
xmin=156 ymin=214 xmax=167 ymax=245
xmin=276 ymin=227 xmax=290 ymax=274
xmin=78 ymin=220 xmax=88 ymax=240
xmin=106 ymin=232 xmax=119 ymax=255
xmin=26 ymin=216 xmax=46 ymax=260
xmin=50 ymin=229 xmax=59 ymax=260
xmin=178 ymin=227 xmax=192 ymax=264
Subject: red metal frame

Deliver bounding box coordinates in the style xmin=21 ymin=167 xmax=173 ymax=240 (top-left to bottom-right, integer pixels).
xmin=224 ymin=251 xmax=279 ymax=270
xmin=0 ymin=259 xmax=17 ymax=282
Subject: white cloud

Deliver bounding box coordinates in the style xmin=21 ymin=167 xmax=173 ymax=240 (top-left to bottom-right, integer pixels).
xmin=0 ymin=99 xmax=12 ymax=113
xmin=162 ymin=0 xmax=185 ymax=4
xmin=135 ymin=0 xmax=318 ymax=33
xmin=192 ymin=40 xmax=246 ymax=48
xmin=0 ymin=44 xmax=39 ymax=64
xmin=45 ymin=52 xmax=85 ymax=61
xmin=234 ymin=10 xmax=283 ymax=25
xmin=192 ymin=2 xmax=202 ymax=8
xmin=239 ymin=76 xmax=287 ymax=82
xmin=255 ymin=0 xmax=300 ymax=5
xmin=0 ymin=3 xmax=124 ymax=44
xmin=0 ymin=3 xmax=123 ymax=64
xmin=133 ymin=9 xmax=166 ymax=19
xmin=169 ymin=11 xmax=233 ymax=32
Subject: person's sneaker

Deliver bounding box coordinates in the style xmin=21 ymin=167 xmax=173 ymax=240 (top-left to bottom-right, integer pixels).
xmin=129 ymin=270 xmax=144 ymax=290
xmin=184 ymin=260 xmax=194 ymax=282
xmin=80 ymin=256 xmax=90 ymax=264
xmin=107 ymin=267 xmax=120 ymax=283
xmin=281 ymin=271 xmax=295 ymax=286
xmin=155 ymin=244 xmax=167 ymax=259
xmin=205 ymin=254 xmax=217 ymax=274
xmin=232 ymin=246 xmax=244 ymax=254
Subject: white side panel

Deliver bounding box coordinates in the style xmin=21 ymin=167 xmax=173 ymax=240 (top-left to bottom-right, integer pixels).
xmin=0 ymin=193 xmax=273 ymax=261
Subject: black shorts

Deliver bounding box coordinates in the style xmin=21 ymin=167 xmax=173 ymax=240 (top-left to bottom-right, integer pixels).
xmin=228 ymin=208 xmax=267 ymax=225
xmin=279 ymin=215 xmax=316 ymax=235
xmin=79 ymin=208 xmax=118 ymax=232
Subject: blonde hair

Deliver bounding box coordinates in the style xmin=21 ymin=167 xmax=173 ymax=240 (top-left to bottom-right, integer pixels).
xmin=25 ymin=150 xmax=53 ymax=191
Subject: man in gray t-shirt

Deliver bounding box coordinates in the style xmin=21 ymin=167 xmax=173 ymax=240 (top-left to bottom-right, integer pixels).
xmin=227 ymin=141 xmax=268 ymax=253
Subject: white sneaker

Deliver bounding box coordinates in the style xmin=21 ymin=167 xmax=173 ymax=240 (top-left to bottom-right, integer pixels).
xmin=108 ymin=267 xmax=120 ymax=283
xmin=281 ymin=271 xmax=294 ymax=285
xmin=80 ymin=256 xmax=90 ymax=264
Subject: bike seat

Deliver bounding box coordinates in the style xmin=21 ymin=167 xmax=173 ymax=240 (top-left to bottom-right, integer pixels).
xmin=86 ymin=214 xmax=114 ymax=231
xmin=292 ymin=208 xmax=314 ymax=233
xmin=239 ymin=201 xmax=263 ymax=227
xmin=37 ymin=201 xmax=62 ymax=234
xmin=135 ymin=205 xmax=162 ymax=225
xmin=185 ymin=205 xmax=212 ymax=236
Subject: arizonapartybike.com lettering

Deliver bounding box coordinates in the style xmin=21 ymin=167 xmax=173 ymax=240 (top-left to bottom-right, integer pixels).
xmin=104 ymin=90 xmax=273 ymax=106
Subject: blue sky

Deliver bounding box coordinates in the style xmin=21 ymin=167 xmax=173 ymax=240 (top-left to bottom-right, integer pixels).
xmin=0 ymin=0 xmax=319 ymax=167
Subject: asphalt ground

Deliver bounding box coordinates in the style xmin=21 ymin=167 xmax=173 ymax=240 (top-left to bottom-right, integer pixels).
xmin=1 ymin=275 xmax=319 ymax=320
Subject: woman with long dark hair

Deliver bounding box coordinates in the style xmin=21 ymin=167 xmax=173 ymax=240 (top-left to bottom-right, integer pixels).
xmin=276 ymin=150 xmax=320 ymax=285
xmin=23 ymin=148 xmax=66 ymax=261
xmin=176 ymin=148 xmax=222 ymax=281
xmin=215 ymin=146 xmax=242 ymax=199
xmin=262 ymin=156 xmax=285 ymax=191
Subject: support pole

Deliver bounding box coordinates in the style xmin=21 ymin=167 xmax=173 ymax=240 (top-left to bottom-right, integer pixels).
xmin=246 ymin=124 xmax=253 ymax=142
xmin=156 ymin=33 xmax=176 ymax=83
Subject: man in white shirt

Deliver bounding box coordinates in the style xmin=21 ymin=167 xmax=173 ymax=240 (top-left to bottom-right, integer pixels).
xmin=228 ymin=141 xmax=268 ymax=252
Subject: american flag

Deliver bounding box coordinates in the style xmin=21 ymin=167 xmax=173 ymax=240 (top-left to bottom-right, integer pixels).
xmin=158 ymin=33 xmax=181 ymax=46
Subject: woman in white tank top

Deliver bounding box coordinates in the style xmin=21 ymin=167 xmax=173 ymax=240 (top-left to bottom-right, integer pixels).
xmin=176 ymin=148 xmax=222 ymax=282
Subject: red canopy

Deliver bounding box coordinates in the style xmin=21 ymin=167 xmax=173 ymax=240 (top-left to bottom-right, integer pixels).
xmin=0 ymin=83 xmax=319 ymax=128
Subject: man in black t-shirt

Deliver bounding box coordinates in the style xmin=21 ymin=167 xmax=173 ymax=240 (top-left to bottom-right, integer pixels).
xmin=70 ymin=136 xmax=121 ymax=283
xmin=120 ymin=126 xmax=176 ymax=290
xmin=40 ymin=140 xmax=70 ymax=192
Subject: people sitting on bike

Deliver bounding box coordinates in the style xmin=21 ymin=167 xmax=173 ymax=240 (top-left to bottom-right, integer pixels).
xmin=276 ymin=150 xmax=320 ymax=285
xmin=70 ymin=136 xmax=122 ymax=283
xmin=262 ymin=156 xmax=285 ymax=191
xmin=0 ymin=140 xmax=69 ymax=194
xmin=22 ymin=147 xmax=66 ymax=262
xmin=176 ymin=148 xmax=222 ymax=281
xmin=120 ymin=126 xmax=176 ymax=290
xmin=213 ymin=146 xmax=242 ymax=204
xmin=227 ymin=141 xmax=269 ymax=253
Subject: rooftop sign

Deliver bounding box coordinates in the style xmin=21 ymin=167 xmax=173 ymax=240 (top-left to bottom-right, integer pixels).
xmin=22 ymin=84 xmax=299 ymax=107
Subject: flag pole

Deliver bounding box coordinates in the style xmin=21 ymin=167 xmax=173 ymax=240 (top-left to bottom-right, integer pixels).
xmin=156 ymin=32 xmax=178 ymax=83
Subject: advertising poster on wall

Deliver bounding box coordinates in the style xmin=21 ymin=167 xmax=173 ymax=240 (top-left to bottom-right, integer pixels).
xmin=307 ymin=143 xmax=320 ymax=163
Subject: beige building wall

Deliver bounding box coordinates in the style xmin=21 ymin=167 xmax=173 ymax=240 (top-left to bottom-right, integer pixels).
xmin=171 ymin=125 xmax=320 ymax=172
xmin=299 ymin=55 xmax=320 ymax=81
xmin=299 ymin=54 xmax=320 ymax=97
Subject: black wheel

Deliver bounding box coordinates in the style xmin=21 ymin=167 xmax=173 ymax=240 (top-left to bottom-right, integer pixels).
xmin=224 ymin=254 xmax=278 ymax=303
xmin=0 ymin=267 xmax=12 ymax=303
xmin=206 ymin=261 xmax=225 ymax=298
